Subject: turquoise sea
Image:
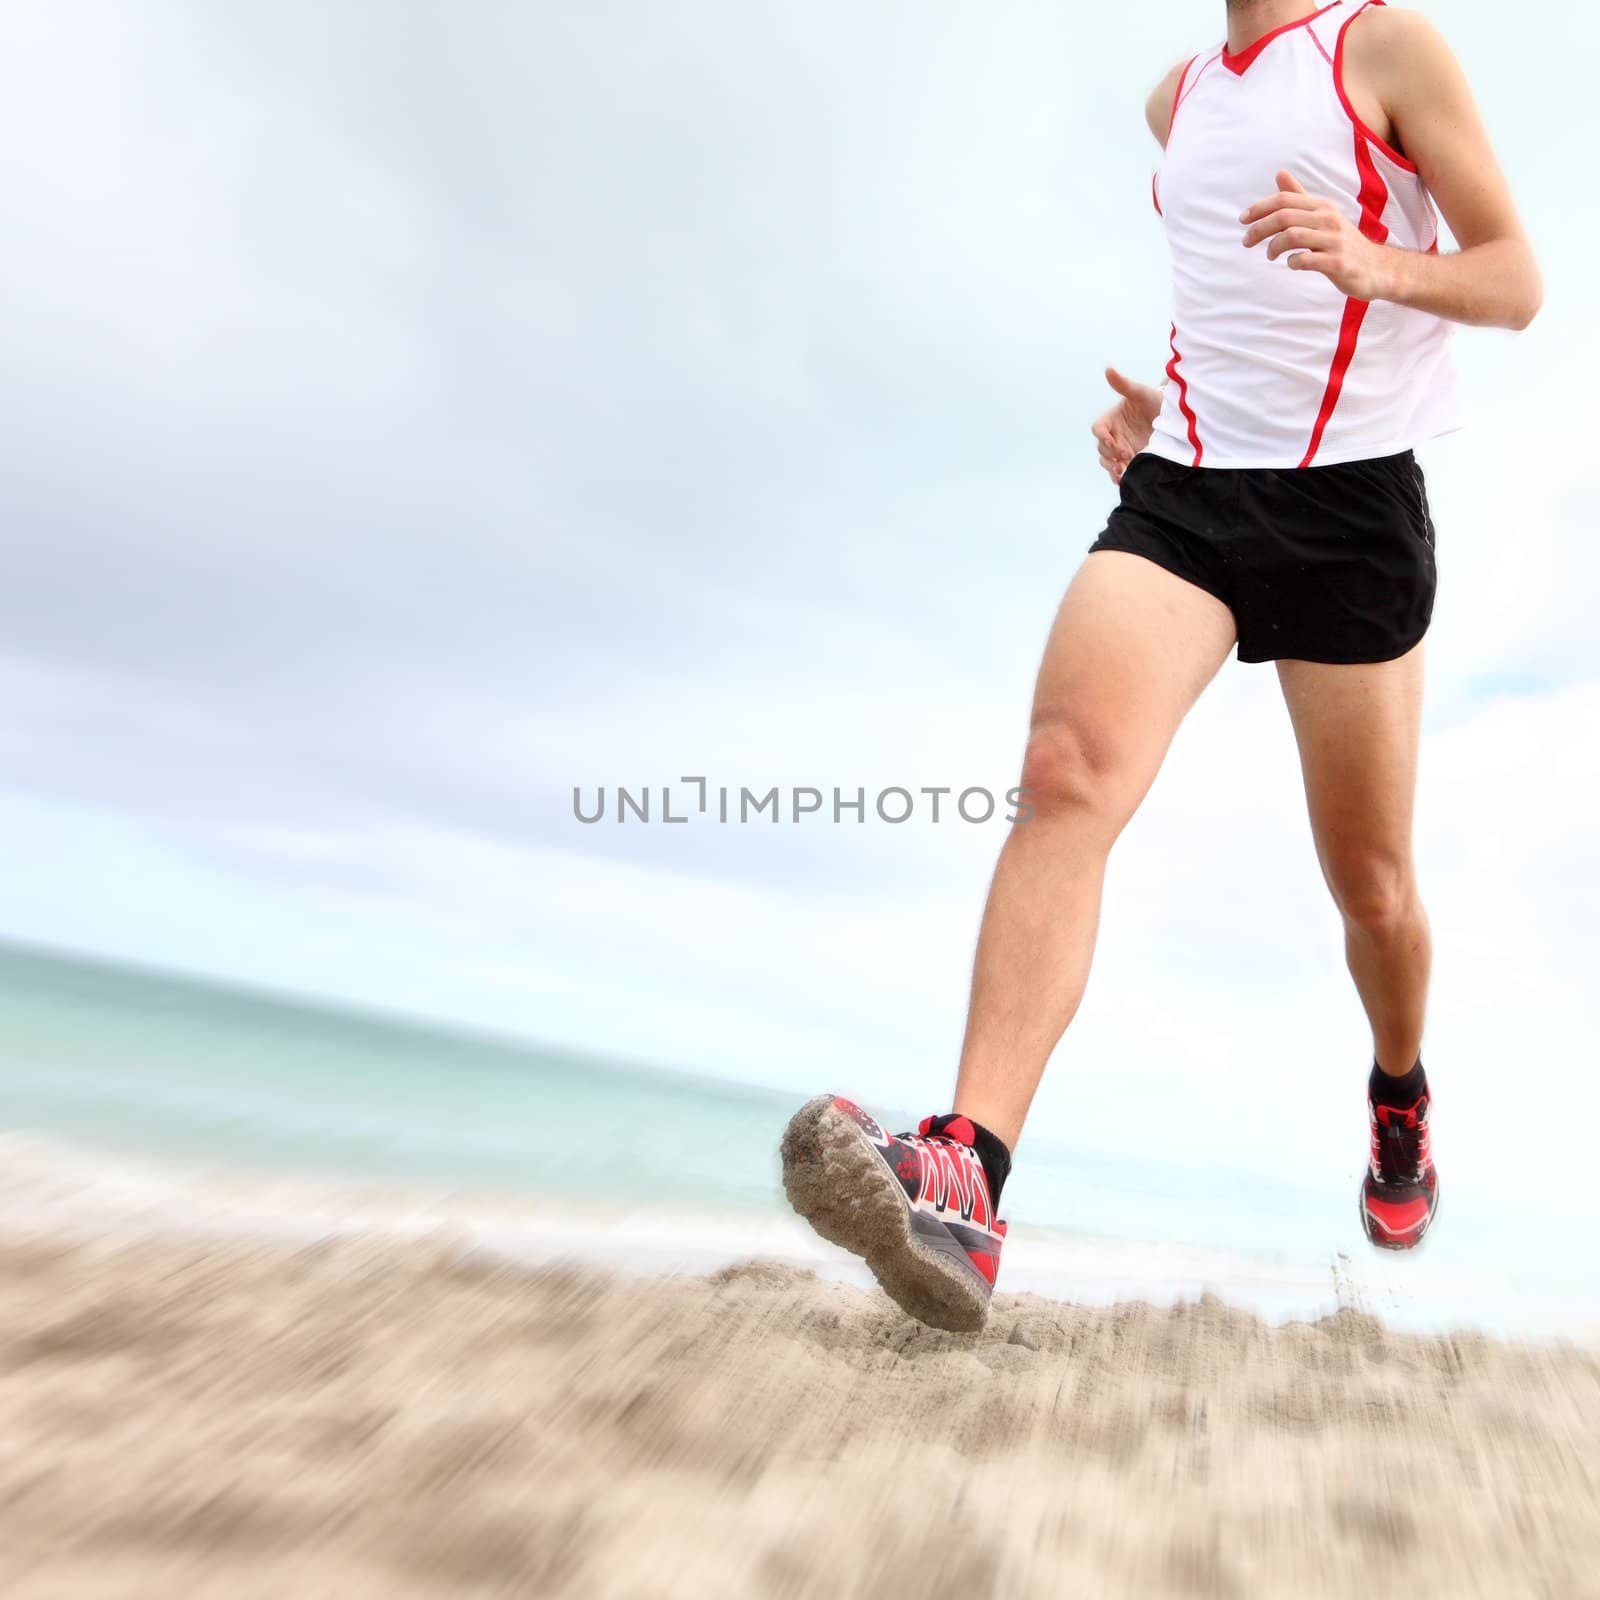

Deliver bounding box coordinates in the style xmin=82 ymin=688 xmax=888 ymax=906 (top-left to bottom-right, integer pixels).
xmin=1 ymin=941 xmax=1594 ymax=1339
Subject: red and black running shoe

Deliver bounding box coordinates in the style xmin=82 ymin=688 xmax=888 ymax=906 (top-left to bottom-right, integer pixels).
xmin=780 ymin=1095 xmax=1005 ymax=1332
xmin=1360 ymin=1084 xmax=1439 ymax=1250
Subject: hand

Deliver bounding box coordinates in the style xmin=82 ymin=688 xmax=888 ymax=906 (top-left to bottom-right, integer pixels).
xmin=1240 ymin=169 xmax=1393 ymax=301
xmin=1090 ymin=366 xmax=1163 ymax=485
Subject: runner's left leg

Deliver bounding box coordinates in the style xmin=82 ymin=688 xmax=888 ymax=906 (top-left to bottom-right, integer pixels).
xmin=1276 ymin=644 xmax=1430 ymax=1077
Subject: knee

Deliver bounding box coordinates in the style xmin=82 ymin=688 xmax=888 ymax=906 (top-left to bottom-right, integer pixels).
xmin=1018 ymin=716 xmax=1126 ymax=820
xmin=1328 ymin=853 xmax=1417 ymax=938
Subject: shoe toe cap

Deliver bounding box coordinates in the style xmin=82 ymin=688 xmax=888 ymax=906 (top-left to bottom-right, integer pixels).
xmin=1361 ymin=1183 xmax=1435 ymax=1246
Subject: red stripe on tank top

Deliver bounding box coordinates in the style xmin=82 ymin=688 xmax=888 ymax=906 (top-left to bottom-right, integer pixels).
xmin=1166 ymin=55 xmax=1197 ymax=142
xmin=1299 ymin=132 xmax=1391 ymax=468
xmin=1157 ymin=51 xmax=1217 ymax=220
xmin=1165 ymin=324 xmax=1203 ymax=466
xmin=1332 ymin=1 xmax=1419 ymax=173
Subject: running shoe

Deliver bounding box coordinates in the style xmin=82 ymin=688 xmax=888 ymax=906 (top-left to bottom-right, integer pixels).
xmin=780 ymin=1095 xmax=1005 ymax=1332
xmin=1360 ymin=1084 xmax=1439 ymax=1250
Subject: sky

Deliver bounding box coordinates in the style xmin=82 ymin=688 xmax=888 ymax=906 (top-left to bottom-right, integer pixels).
xmin=0 ymin=1 xmax=1593 ymax=1195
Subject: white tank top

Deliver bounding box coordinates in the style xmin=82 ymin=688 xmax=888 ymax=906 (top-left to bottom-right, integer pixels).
xmin=1147 ymin=0 xmax=1460 ymax=470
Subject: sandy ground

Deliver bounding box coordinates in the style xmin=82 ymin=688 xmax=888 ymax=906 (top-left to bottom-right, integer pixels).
xmin=1 ymin=1227 xmax=1598 ymax=1599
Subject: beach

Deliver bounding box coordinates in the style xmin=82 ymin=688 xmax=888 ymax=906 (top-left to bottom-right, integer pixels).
xmin=3 ymin=947 xmax=1599 ymax=1595
xmin=2 ymin=1204 xmax=1598 ymax=1599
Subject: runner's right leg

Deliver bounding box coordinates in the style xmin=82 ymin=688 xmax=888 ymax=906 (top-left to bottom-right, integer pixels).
xmin=779 ymin=550 xmax=1236 ymax=1330
xmin=951 ymin=550 xmax=1237 ymax=1150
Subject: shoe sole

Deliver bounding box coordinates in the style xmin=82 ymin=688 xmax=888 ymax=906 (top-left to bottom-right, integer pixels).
xmin=780 ymin=1095 xmax=990 ymax=1333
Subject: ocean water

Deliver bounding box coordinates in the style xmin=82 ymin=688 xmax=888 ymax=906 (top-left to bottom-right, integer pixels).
xmin=0 ymin=942 xmax=793 ymax=1213
xmin=0 ymin=942 xmax=1594 ymax=1338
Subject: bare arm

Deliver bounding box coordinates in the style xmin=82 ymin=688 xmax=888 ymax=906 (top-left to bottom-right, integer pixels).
xmin=1240 ymin=9 xmax=1541 ymax=331
xmin=1356 ymin=7 xmax=1541 ymax=327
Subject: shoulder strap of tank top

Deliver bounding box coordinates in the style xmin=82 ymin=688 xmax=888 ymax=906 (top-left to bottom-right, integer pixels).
xmin=1169 ymin=43 xmax=1225 ymax=138
xmin=1308 ymin=0 xmax=1381 ymax=63
xmin=1327 ymin=0 xmax=1419 ymax=173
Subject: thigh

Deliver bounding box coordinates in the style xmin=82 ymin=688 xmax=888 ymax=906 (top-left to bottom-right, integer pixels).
xmin=1030 ymin=550 xmax=1237 ymax=801
xmin=1276 ymin=643 xmax=1425 ymax=869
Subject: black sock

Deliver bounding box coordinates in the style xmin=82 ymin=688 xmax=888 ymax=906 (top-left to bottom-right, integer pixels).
xmin=969 ymin=1120 xmax=1012 ymax=1208
xmin=1369 ymin=1055 xmax=1426 ymax=1108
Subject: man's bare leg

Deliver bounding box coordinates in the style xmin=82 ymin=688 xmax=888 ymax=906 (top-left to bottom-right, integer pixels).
xmin=1277 ymin=645 xmax=1430 ymax=1076
xmin=951 ymin=552 xmax=1237 ymax=1149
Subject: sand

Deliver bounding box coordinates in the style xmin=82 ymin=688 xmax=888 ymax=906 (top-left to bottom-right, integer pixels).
xmin=0 ymin=1221 xmax=1598 ymax=1599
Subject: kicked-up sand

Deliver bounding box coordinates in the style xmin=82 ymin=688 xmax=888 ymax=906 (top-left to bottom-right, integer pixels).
xmin=1 ymin=1222 xmax=1598 ymax=1598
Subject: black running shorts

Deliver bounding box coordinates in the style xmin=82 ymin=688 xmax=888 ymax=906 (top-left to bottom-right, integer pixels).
xmin=1088 ymin=450 xmax=1437 ymax=664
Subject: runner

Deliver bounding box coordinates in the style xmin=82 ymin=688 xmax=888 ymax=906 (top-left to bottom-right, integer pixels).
xmin=782 ymin=0 xmax=1540 ymax=1331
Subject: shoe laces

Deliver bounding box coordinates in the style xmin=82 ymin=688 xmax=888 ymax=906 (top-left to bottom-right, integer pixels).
xmin=904 ymin=1114 xmax=998 ymax=1229
xmin=1369 ymin=1095 xmax=1431 ymax=1186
